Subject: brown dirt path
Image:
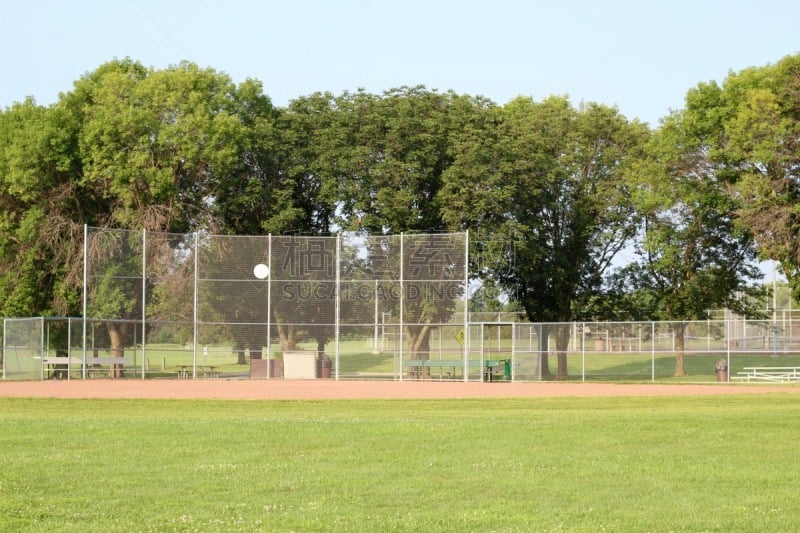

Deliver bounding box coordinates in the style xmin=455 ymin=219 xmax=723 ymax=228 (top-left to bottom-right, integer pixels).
xmin=1 ymin=379 xmax=799 ymax=400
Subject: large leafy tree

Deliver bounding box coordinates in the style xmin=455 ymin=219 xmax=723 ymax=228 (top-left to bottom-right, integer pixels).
xmin=332 ymin=86 xmax=490 ymax=234
xmin=0 ymin=59 xmax=281 ymax=369
xmin=325 ymin=87 xmax=484 ymax=368
xmin=0 ymin=97 xmax=85 ymax=319
xmin=210 ymin=79 xmax=285 ymax=235
xmin=5 ymin=53 xmax=798 ymax=381
xmin=70 ymin=60 xmax=277 ymax=368
xmin=443 ymin=96 xmax=648 ymax=378
xmin=684 ymin=55 xmax=800 ymax=297
xmin=269 ymin=92 xmax=341 ymax=235
xmin=262 ymin=93 xmax=344 ymax=355
xmin=212 ymin=91 xmax=349 ymax=357
xmin=0 ymin=94 xmax=89 ymax=371
xmin=66 ymin=59 xmax=257 ymax=232
xmin=624 ymin=111 xmax=766 ymax=376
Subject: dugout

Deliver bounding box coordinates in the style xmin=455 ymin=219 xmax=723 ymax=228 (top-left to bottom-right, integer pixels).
xmin=2 ymin=316 xmax=145 ymax=380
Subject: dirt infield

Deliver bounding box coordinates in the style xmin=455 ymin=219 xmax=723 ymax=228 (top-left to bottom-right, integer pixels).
xmin=1 ymin=378 xmax=799 ymax=400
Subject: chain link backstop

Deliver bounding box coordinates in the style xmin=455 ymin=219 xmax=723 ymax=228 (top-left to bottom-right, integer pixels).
xmin=3 ymin=227 xmax=800 ymax=382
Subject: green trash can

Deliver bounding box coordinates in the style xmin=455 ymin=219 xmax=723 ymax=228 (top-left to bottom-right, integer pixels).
xmin=503 ymin=359 xmax=511 ymax=380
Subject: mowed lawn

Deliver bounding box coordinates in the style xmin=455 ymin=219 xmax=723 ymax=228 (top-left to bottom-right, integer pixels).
xmin=1 ymin=394 xmax=799 ymax=532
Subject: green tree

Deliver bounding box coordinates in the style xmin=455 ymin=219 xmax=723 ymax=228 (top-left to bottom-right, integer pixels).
xmin=210 ymin=79 xmax=285 ymax=235
xmin=332 ymin=87 xmax=489 ymax=233
xmin=0 ymin=98 xmax=84 ymax=319
xmin=266 ymin=93 xmax=349 ymax=356
xmin=625 ymin=111 xmax=766 ymax=376
xmin=66 ymin=59 xmax=256 ymax=231
xmin=443 ymin=96 xmax=648 ymax=379
xmin=0 ymin=59 xmax=282 ymax=370
xmin=67 ymin=60 xmax=270 ymax=368
xmin=323 ymin=88 xmax=481 ymax=369
xmin=269 ymin=92 xmax=341 ymax=235
xmin=688 ymin=55 xmax=800 ymax=298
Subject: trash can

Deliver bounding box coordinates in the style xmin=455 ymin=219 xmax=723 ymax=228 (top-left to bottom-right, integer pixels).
xmin=318 ymin=352 xmax=332 ymax=379
xmin=715 ymin=358 xmax=728 ymax=382
xmin=503 ymin=359 xmax=511 ymax=381
xmin=250 ymin=358 xmax=268 ymax=378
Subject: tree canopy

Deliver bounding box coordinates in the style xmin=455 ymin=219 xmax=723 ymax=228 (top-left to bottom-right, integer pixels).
xmin=678 ymin=55 xmax=800 ymax=298
xmin=2 ymin=55 xmax=798 ymax=375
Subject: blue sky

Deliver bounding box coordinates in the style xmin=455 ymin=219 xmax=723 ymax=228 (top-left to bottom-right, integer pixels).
xmin=1 ymin=0 xmax=798 ymax=125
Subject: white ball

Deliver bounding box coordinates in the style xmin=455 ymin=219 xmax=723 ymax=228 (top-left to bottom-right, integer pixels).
xmin=253 ymin=263 xmax=270 ymax=279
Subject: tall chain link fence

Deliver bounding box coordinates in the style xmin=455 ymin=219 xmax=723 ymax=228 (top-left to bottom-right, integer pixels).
xmin=3 ymin=228 xmax=800 ymax=382
xmin=4 ymin=228 xmax=473 ymax=380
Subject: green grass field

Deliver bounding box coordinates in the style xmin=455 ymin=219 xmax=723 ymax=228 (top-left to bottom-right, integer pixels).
xmin=1 ymin=394 xmax=799 ymax=531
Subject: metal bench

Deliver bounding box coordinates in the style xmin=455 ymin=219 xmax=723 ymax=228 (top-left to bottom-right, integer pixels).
xmin=732 ymin=367 xmax=800 ymax=382
xmin=85 ymin=357 xmax=130 ymax=378
xmin=42 ymin=356 xmax=129 ymax=379
xmin=403 ymin=359 xmax=507 ymax=381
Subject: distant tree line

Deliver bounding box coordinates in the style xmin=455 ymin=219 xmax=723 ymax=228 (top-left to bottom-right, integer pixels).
xmin=1 ymin=54 xmax=798 ymax=376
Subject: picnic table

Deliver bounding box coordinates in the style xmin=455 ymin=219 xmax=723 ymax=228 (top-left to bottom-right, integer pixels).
xmin=198 ymin=365 xmax=219 ymax=378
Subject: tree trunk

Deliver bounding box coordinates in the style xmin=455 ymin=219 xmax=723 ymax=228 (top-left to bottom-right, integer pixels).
xmin=673 ymin=323 xmax=688 ymax=377
xmin=407 ymin=324 xmax=432 ymax=379
xmin=554 ymin=324 xmax=571 ymax=380
xmin=537 ymin=324 xmax=552 ymax=379
xmin=276 ymin=322 xmax=297 ymax=351
xmin=107 ymin=323 xmax=128 ymax=378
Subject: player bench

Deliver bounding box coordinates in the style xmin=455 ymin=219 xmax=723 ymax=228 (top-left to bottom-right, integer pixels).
xmin=41 ymin=356 xmax=130 ymax=378
xmin=731 ymin=367 xmax=800 ymax=383
xmin=403 ymin=359 xmax=507 ymax=381
xmin=84 ymin=357 xmax=130 ymax=378
xmin=41 ymin=356 xmax=84 ymax=379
